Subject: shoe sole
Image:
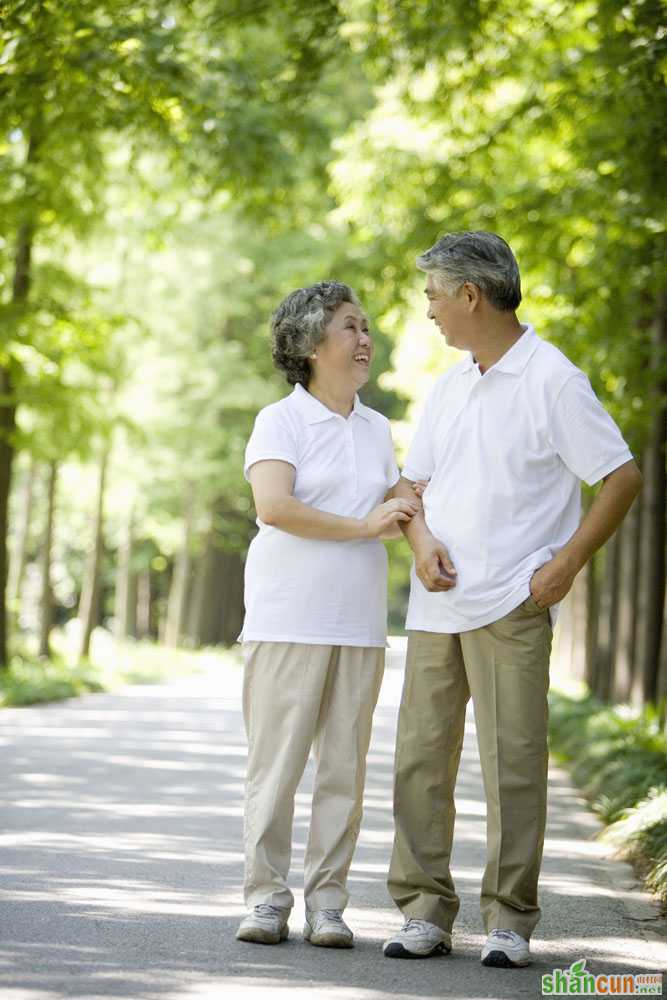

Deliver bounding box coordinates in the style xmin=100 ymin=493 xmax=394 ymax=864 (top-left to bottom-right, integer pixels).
xmin=481 ymin=949 xmax=530 ymax=968
xmin=303 ymin=926 xmax=353 ymax=949
xmin=383 ymin=941 xmax=450 ymax=959
xmin=236 ymin=925 xmax=289 ymax=945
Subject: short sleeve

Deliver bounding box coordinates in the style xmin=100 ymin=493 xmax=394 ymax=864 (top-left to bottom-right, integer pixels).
xmin=384 ymin=421 xmax=400 ymax=489
xmin=402 ymin=395 xmax=436 ymax=482
xmin=244 ymin=405 xmax=299 ymax=481
xmin=549 ymin=374 xmax=634 ymax=486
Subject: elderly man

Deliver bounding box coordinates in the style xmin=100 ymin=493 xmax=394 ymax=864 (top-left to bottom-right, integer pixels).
xmin=383 ymin=231 xmax=642 ymax=968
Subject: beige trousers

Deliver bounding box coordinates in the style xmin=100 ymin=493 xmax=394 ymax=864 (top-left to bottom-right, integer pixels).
xmin=387 ymin=596 xmax=552 ymax=940
xmin=241 ymin=641 xmax=385 ymax=911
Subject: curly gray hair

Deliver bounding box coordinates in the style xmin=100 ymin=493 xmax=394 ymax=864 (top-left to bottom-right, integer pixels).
xmin=271 ymin=281 xmax=360 ymax=387
xmin=417 ymin=231 xmax=521 ymax=312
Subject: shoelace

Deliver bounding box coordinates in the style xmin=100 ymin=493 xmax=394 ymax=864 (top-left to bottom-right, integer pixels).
xmin=317 ymin=908 xmax=345 ymax=923
xmin=403 ymin=918 xmax=431 ymax=933
xmin=490 ymin=929 xmax=521 ymax=942
xmin=255 ymin=904 xmax=283 ymax=917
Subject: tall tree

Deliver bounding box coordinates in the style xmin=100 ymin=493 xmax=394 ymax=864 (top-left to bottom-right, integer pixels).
xmin=0 ymin=0 xmax=371 ymax=665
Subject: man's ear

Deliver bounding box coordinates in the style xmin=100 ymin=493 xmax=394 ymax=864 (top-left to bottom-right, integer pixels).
xmin=462 ymin=281 xmax=481 ymax=310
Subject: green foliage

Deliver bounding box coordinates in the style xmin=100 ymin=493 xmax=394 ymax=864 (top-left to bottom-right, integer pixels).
xmin=4 ymin=0 xmax=665 ymax=654
xmin=332 ymin=0 xmax=667 ymax=451
xmin=549 ymin=690 xmax=667 ymax=822
xmin=0 ymin=653 xmax=105 ymax=706
xmin=386 ymin=535 xmax=412 ymax=633
xmin=0 ymin=634 xmax=241 ymax=706
xmin=549 ymin=689 xmax=667 ymax=902
xmin=604 ymin=790 xmax=667 ymax=906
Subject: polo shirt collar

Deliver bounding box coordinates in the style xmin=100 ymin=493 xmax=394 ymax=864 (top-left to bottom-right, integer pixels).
xmin=292 ymin=382 xmax=370 ymax=423
xmin=460 ymin=324 xmax=539 ymax=377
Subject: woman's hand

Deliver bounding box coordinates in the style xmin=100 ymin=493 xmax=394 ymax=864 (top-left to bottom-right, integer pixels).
xmin=362 ymin=497 xmax=420 ymax=539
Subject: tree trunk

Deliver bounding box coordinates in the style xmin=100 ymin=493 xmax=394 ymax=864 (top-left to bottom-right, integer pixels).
xmin=136 ymin=565 xmax=152 ymax=639
xmin=612 ymin=500 xmax=641 ymax=703
xmin=8 ymin=455 xmax=36 ymax=627
xmin=219 ymin=550 xmax=245 ymax=646
xmin=184 ymin=512 xmax=217 ymax=646
xmin=584 ymin=553 xmax=600 ymax=695
xmin=0 ymin=122 xmax=41 ymax=669
xmin=165 ymin=488 xmax=195 ymax=648
xmin=0 ymin=223 xmax=33 ymax=668
xmin=37 ymin=461 xmax=57 ymax=659
xmin=114 ymin=506 xmax=137 ymax=639
xmin=568 ymin=562 xmax=589 ymax=683
xmin=659 ymin=585 xmax=667 ymax=732
xmin=78 ymin=447 xmax=110 ymax=661
xmin=184 ymin=553 xmax=205 ymax=646
xmin=633 ymin=296 xmax=667 ymax=706
xmin=595 ymin=533 xmax=620 ymax=702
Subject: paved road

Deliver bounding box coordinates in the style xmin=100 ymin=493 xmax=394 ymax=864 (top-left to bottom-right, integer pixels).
xmin=1 ymin=644 xmax=664 ymax=1000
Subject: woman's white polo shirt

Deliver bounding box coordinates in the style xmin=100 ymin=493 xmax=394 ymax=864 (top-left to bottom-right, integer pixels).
xmin=240 ymin=383 xmax=400 ymax=646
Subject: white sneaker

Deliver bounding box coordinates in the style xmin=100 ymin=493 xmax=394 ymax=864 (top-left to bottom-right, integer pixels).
xmin=236 ymin=904 xmax=290 ymax=944
xmin=383 ymin=918 xmax=452 ymax=959
xmin=481 ymin=928 xmax=531 ymax=967
xmin=304 ymin=908 xmax=354 ymax=948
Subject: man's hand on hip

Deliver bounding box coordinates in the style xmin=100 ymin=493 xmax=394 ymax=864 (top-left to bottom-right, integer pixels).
xmin=415 ymin=536 xmax=457 ymax=593
xmin=529 ymin=552 xmax=577 ymax=608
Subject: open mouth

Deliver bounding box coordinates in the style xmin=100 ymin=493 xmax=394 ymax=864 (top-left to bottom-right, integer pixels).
xmin=354 ymin=354 xmax=370 ymax=364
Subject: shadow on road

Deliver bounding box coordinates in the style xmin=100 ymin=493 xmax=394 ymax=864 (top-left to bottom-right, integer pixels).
xmin=0 ymin=662 xmax=663 ymax=999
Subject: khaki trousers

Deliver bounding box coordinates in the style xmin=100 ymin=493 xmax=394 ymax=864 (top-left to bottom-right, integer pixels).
xmin=387 ymin=596 xmax=552 ymax=940
xmin=242 ymin=641 xmax=385 ymax=911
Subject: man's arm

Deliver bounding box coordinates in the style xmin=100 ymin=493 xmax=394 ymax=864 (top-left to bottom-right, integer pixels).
xmin=392 ymin=476 xmax=457 ymax=591
xmin=249 ymin=461 xmax=419 ymax=541
xmin=530 ymin=459 xmax=643 ymax=607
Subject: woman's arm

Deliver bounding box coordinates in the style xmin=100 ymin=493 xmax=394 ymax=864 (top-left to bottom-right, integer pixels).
xmin=249 ymin=460 xmax=419 ymax=541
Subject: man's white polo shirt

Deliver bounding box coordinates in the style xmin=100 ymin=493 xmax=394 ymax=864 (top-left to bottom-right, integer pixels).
xmin=403 ymin=325 xmax=633 ymax=634
xmin=240 ymin=383 xmax=400 ymax=647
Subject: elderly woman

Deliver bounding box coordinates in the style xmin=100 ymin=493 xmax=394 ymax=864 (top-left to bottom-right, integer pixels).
xmin=236 ymin=281 xmax=417 ymax=950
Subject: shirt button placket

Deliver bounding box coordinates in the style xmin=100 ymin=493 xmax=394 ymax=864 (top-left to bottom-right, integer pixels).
xmin=345 ymin=423 xmax=358 ymax=498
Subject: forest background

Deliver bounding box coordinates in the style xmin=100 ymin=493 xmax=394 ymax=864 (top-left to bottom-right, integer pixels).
xmin=1 ymin=0 xmax=665 ymax=715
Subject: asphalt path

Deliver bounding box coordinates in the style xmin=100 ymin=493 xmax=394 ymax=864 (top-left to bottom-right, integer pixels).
xmin=1 ymin=643 xmax=665 ymax=1000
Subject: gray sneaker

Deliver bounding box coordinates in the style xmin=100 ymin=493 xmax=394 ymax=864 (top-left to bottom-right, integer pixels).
xmin=236 ymin=904 xmax=290 ymax=944
xmin=383 ymin=918 xmax=452 ymax=959
xmin=304 ymin=908 xmax=354 ymax=948
xmin=481 ymin=928 xmax=530 ymax=967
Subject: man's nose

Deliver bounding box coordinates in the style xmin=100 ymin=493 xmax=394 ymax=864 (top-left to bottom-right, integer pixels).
xmin=427 ymin=305 xmax=434 ymax=320
xmin=359 ymin=330 xmax=371 ymax=347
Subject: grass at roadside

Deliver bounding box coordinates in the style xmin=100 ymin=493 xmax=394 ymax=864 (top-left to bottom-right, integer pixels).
xmin=0 ymin=629 xmax=242 ymax=708
xmin=549 ymin=689 xmax=667 ymax=907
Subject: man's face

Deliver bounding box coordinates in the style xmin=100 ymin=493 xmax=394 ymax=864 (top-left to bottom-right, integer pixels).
xmin=425 ymin=273 xmax=470 ymax=350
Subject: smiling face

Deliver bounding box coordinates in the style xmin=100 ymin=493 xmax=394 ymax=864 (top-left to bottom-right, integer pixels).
xmin=312 ymin=300 xmax=373 ymax=389
xmin=425 ymin=273 xmax=476 ymax=351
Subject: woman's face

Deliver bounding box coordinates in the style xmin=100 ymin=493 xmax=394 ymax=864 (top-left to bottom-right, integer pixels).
xmin=312 ymin=301 xmax=373 ymax=389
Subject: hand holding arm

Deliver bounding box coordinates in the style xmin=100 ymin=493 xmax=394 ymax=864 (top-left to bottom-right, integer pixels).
xmin=392 ymin=476 xmax=457 ymax=591
xmin=249 ymin=461 xmax=420 ymax=541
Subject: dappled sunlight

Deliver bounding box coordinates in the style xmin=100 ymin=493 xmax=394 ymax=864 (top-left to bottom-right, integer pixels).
xmin=1 ymin=660 xmax=663 ymax=998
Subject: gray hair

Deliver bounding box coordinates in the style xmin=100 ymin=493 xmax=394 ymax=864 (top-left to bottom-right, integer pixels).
xmin=416 ymin=231 xmax=521 ymax=311
xmin=271 ymin=281 xmax=360 ymax=387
